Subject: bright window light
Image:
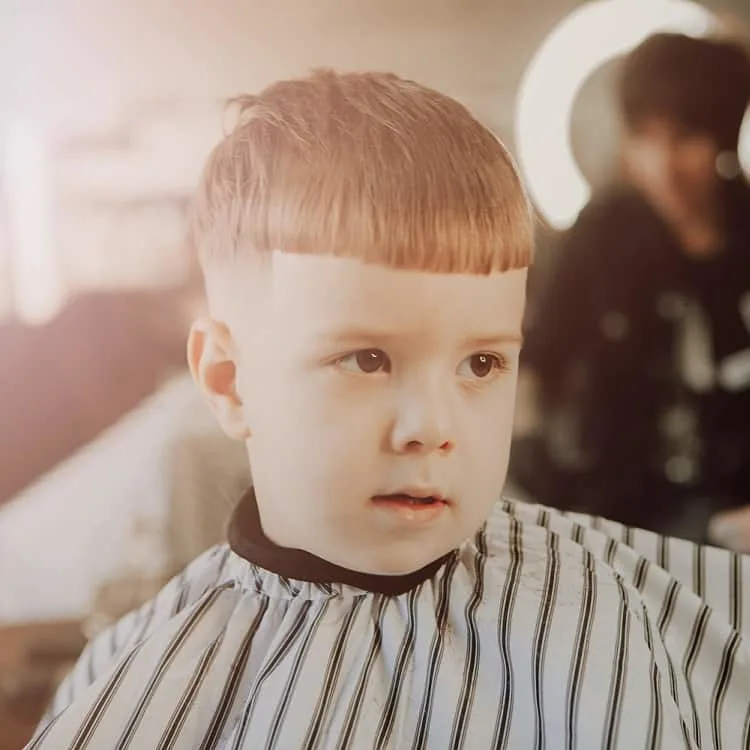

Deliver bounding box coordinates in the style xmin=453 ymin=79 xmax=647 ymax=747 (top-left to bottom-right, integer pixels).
xmin=4 ymin=121 xmax=64 ymax=322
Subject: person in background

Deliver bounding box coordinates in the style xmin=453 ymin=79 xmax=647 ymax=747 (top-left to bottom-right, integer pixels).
xmin=513 ymin=33 xmax=750 ymax=542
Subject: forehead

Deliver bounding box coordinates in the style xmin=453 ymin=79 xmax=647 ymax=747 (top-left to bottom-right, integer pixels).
xmin=263 ymin=251 xmax=527 ymax=338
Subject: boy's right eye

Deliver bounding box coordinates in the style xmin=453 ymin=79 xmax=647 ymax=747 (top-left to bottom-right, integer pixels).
xmin=335 ymin=349 xmax=391 ymax=374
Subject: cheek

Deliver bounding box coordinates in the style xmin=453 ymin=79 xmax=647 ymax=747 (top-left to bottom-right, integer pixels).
xmin=624 ymin=144 xmax=652 ymax=178
xmin=253 ymin=375 xmax=387 ymax=457
xmin=626 ymin=146 xmax=672 ymax=194
xmin=465 ymin=388 xmax=516 ymax=452
xmin=639 ymin=160 xmax=669 ymax=191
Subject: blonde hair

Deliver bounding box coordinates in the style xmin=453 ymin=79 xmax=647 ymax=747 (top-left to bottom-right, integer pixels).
xmin=190 ymin=70 xmax=533 ymax=275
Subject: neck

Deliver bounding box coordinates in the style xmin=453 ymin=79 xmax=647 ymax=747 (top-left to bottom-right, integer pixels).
xmin=677 ymin=221 xmax=725 ymax=259
xmin=227 ymin=487 xmax=455 ymax=595
xmin=663 ymin=196 xmax=725 ymax=258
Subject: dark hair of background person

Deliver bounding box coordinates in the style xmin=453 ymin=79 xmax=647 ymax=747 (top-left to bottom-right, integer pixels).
xmin=619 ymin=33 xmax=750 ymax=152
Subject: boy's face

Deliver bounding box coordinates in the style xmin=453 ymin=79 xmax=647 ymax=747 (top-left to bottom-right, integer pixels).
xmin=196 ymin=252 xmax=526 ymax=576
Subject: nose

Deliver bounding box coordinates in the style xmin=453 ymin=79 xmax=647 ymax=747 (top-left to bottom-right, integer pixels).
xmin=389 ymin=380 xmax=455 ymax=455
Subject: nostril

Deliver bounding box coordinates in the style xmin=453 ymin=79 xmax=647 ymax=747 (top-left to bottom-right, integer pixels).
xmin=398 ymin=438 xmax=453 ymax=454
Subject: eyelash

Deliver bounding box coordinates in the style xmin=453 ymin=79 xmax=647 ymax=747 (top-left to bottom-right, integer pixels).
xmin=332 ymin=349 xmax=511 ymax=380
xmin=333 ymin=349 xmax=391 ymax=375
xmin=463 ymin=353 xmax=510 ymax=377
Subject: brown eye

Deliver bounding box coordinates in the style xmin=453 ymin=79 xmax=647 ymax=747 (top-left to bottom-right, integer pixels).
xmin=458 ymin=353 xmax=505 ymax=379
xmin=470 ymin=354 xmax=495 ymax=378
xmin=356 ymin=350 xmax=388 ymax=373
xmin=337 ymin=349 xmax=391 ymax=374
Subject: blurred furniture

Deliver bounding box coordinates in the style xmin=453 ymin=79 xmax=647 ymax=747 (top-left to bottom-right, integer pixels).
xmin=0 ymin=619 xmax=85 ymax=750
xmin=0 ymin=288 xmax=191 ymax=506
xmin=0 ymin=373 xmax=250 ymax=624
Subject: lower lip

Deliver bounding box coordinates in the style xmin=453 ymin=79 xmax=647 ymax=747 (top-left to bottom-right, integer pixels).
xmin=371 ymin=495 xmax=448 ymax=522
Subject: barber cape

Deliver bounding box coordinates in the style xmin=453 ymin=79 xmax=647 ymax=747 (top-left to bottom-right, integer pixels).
xmin=29 ymin=499 xmax=750 ymax=749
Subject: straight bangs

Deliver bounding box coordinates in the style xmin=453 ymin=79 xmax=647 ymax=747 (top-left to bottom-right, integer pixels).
xmin=190 ymin=71 xmax=533 ymax=275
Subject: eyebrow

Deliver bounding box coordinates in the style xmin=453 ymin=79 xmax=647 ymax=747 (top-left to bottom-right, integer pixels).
xmin=313 ymin=329 xmax=524 ymax=348
xmin=312 ymin=328 xmax=391 ymax=345
xmin=465 ymin=333 xmax=524 ymax=348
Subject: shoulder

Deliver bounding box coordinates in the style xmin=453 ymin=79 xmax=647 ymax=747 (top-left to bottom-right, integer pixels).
xmin=94 ymin=543 xmax=241 ymax=663
xmin=486 ymin=498 xmax=750 ymax=637
xmin=578 ymin=183 xmax=651 ymax=225
xmin=37 ymin=545 xmax=241 ymax=731
xmin=135 ymin=545 xmax=238 ymax=635
xmin=564 ymin=185 xmax=658 ymax=257
xmin=534 ymin=185 xmax=654 ymax=289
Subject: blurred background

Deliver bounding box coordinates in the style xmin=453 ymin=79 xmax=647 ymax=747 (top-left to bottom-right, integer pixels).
xmin=1 ymin=1 xmax=749 ymax=745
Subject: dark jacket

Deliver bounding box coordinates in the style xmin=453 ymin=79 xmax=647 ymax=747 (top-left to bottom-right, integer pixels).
xmin=518 ymin=181 xmax=750 ymax=535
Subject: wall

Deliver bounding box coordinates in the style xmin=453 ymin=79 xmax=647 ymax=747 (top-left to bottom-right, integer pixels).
xmin=1 ymin=0 xmax=748 ymax=315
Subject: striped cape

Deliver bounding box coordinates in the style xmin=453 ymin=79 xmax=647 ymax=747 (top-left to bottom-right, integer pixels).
xmin=28 ymin=499 xmax=750 ymax=749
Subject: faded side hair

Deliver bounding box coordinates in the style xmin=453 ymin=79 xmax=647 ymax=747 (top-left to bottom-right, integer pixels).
xmin=189 ymin=69 xmax=533 ymax=275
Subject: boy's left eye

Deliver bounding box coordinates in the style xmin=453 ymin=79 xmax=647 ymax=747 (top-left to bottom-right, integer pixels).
xmin=335 ymin=348 xmax=392 ymax=374
xmin=457 ymin=353 xmax=506 ymax=379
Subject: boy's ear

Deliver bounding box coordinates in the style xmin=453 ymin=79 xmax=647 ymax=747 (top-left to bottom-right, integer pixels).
xmin=187 ymin=318 xmax=250 ymax=440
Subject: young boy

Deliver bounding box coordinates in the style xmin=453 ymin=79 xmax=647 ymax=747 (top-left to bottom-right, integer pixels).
xmin=29 ymin=70 xmax=750 ymax=749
